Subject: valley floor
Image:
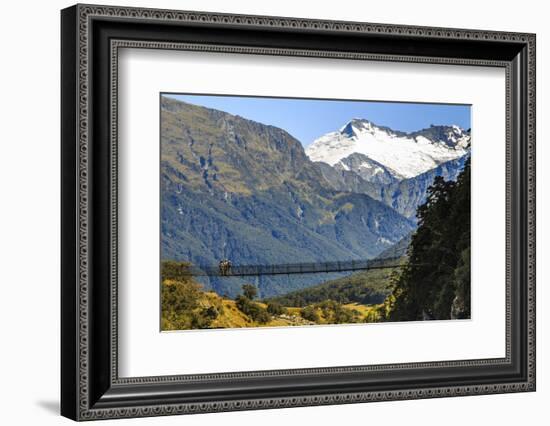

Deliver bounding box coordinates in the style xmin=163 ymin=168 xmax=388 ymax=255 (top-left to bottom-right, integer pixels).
xmin=160 ymin=260 xmax=393 ymax=331
xmin=208 ymin=293 xmax=382 ymax=329
xmin=163 ymin=289 xmax=384 ymax=330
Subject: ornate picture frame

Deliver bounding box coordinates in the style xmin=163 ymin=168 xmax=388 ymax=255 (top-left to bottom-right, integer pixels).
xmin=61 ymin=4 xmax=535 ymax=421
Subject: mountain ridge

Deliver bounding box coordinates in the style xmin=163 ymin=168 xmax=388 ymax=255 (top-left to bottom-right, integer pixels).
xmin=306 ymin=117 xmax=470 ymax=179
xmin=161 ymin=97 xmax=415 ymax=297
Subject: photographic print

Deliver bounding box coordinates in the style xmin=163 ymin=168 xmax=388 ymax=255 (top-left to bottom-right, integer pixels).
xmin=160 ymin=94 xmax=471 ymax=331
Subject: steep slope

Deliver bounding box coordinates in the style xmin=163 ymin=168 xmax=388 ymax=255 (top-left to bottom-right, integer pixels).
xmin=161 ymin=97 xmax=415 ymax=297
xmin=334 ymin=153 xmax=397 ymax=185
xmin=375 ymin=233 xmax=412 ymax=260
xmin=266 ymin=257 xmax=401 ymax=308
xmin=313 ymin=161 xmax=381 ymax=199
xmin=379 ymin=155 xmax=469 ymax=219
xmin=316 ymin=155 xmax=468 ymax=220
xmin=265 ymin=232 xmax=414 ymax=309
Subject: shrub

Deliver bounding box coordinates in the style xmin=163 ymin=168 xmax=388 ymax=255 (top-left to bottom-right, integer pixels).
xmin=161 ymin=280 xmax=201 ymax=314
xmin=331 ymin=304 xmax=357 ymax=324
xmin=203 ymin=306 xmax=220 ymax=320
xmin=267 ymin=301 xmax=286 ymax=315
xmin=301 ymin=306 xmax=320 ymax=322
xmin=160 ymin=261 xmax=215 ymax=330
xmin=235 ymin=295 xmax=271 ymax=323
xmin=250 ymin=306 xmax=271 ymax=323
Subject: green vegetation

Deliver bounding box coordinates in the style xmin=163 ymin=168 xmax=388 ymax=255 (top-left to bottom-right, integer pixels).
xmin=161 ymin=261 xmax=222 ymax=330
xmin=234 ymin=284 xmax=271 ymax=323
xmin=241 ymin=283 xmax=258 ymax=300
xmin=316 ymin=300 xmax=361 ymax=324
xmin=383 ymin=159 xmax=471 ymax=321
xmin=266 ymin=259 xmax=401 ymax=308
xmin=235 ymin=295 xmax=271 ymax=323
xmin=160 ymin=261 xmax=391 ymax=330
xmin=300 ymin=306 xmax=320 ymax=322
xmin=266 ymin=301 xmax=287 ymax=315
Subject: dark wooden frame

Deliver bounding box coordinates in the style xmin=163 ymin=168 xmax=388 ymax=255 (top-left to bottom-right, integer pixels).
xmin=61 ymin=4 xmax=536 ymax=421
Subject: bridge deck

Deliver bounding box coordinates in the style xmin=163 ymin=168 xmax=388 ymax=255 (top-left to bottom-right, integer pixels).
xmin=188 ymin=257 xmax=404 ymax=277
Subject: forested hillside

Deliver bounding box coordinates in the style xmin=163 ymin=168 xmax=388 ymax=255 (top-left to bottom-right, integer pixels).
xmin=265 ymin=258 xmax=402 ymax=307
xmin=383 ymin=159 xmax=471 ymax=321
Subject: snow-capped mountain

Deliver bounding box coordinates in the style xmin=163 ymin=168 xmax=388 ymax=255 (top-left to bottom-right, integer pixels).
xmin=306 ymin=118 xmax=470 ymax=180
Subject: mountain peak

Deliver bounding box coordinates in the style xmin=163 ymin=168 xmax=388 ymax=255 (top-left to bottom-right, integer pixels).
xmin=339 ymin=118 xmax=384 ymax=138
xmin=411 ymin=124 xmax=469 ymax=149
xmin=339 ymin=118 xmax=413 ymax=141
xmin=306 ymin=119 xmax=470 ymax=179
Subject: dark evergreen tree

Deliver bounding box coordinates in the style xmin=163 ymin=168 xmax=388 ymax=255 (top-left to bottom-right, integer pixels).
xmin=388 ymin=159 xmax=471 ymax=321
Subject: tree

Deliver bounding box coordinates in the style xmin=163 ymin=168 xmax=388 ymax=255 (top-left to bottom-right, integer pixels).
xmin=235 ymin=295 xmax=270 ymax=323
xmin=161 ymin=280 xmax=201 ymax=314
xmin=388 ymin=159 xmax=471 ymax=321
xmin=160 ymin=260 xmax=221 ymax=330
xmin=160 ymin=261 xmax=215 ymax=330
xmin=451 ymin=247 xmax=471 ymax=319
xmin=301 ymin=306 xmax=320 ymax=322
xmin=267 ymin=301 xmax=286 ymax=315
xmin=241 ymin=283 xmax=258 ymax=300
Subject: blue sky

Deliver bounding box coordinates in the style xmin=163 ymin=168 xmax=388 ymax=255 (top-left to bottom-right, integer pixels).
xmin=164 ymin=93 xmax=471 ymax=147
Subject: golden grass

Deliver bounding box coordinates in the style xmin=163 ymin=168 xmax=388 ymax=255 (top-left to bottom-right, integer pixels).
xmin=168 ymin=288 xmax=383 ymax=330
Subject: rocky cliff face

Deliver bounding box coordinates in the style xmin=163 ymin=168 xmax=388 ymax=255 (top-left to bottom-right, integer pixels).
xmin=335 ymin=152 xmax=398 ymax=185
xmin=380 ymin=155 xmax=469 ymax=220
